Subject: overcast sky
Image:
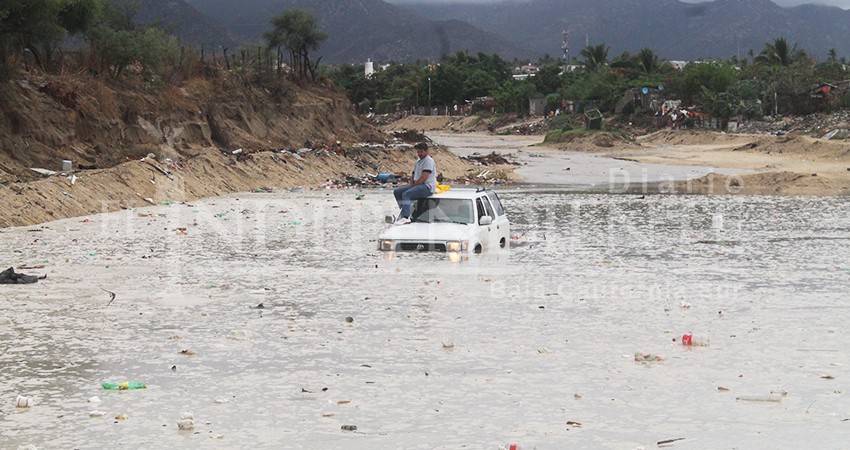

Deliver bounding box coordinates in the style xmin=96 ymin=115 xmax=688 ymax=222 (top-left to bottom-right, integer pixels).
xmin=388 ymin=0 xmax=850 ymax=8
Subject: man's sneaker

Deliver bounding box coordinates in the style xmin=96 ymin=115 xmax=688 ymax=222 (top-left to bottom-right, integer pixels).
xmin=395 ymin=217 xmax=411 ymax=225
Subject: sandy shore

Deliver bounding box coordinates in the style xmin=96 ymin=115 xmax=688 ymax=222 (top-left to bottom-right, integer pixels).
xmin=429 ymin=133 xmax=749 ymax=192
xmin=387 ymin=113 xmax=850 ymax=196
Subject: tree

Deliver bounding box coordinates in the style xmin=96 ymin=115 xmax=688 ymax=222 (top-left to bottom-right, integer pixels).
xmin=324 ymin=63 xmax=362 ymax=92
xmin=475 ymin=52 xmax=511 ymax=83
xmin=769 ymin=63 xmax=819 ymax=114
xmin=562 ymin=66 xmax=617 ymax=111
xmin=828 ymin=48 xmax=838 ymax=62
xmin=430 ymin=63 xmax=464 ymax=106
xmin=816 ymin=57 xmax=847 ymax=82
xmin=726 ymin=79 xmax=766 ymax=117
xmin=0 ymin=0 xmax=105 ymax=71
xmin=264 ymin=9 xmax=328 ymax=80
xmin=579 ymin=43 xmax=609 ymax=70
xmin=58 ymin=0 xmax=102 ymax=35
xmin=531 ymin=64 xmax=562 ymax=94
xmin=679 ymin=61 xmax=737 ymax=104
xmin=636 ymin=48 xmax=666 ymax=73
xmin=462 ymin=68 xmax=497 ymax=99
xmin=610 ymin=51 xmax=635 ymax=70
xmin=493 ymin=79 xmax=536 ymax=114
xmin=345 ymin=75 xmax=379 ymax=109
xmin=0 ymin=0 xmax=63 ymax=68
xmin=755 ymin=37 xmax=807 ymax=67
xmin=86 ymin=2 xmax=177 ymax=78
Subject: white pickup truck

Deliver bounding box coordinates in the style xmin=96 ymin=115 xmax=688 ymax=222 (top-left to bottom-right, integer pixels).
xmin=378 ymin=188 xmax=510 ymax=253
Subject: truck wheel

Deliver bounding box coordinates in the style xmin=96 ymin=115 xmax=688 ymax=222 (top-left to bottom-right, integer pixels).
xmin=500 ymin=238 xmax=506 ymax=248
xmin=474 ymin=244 xmax=482 ymax=254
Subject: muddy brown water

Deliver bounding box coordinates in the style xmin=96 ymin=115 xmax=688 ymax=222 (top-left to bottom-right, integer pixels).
xmin=2 ymin=188 xmax=849 ymax=449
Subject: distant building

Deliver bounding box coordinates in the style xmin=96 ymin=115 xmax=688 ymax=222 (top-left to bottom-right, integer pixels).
xmin=470 ymin=96 xmax=496 ymax=113
xmin=365 ymin=58 xmax=374 ymax=78
xmin=669 ymin=60 xmax=688 ymax=70
xmin=521 ymin=64 xmax=539 ymax=74
xmin=529 ymin=96 xmax=546 ymax=116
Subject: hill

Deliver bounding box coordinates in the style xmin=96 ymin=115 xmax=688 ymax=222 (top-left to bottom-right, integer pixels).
xmin=402 ymin=0 xmax=850 ymax=61
xmin=184 ymin=0 xmax=533 ymax=63
xmin=104 ymin=0 xmax=850 ymax=64
xmin=116 ymin=0 xmax=244 ymax=50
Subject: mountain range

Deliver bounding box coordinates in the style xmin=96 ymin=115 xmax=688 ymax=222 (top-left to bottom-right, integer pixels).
xmin=403 ymin=0 xmax=850 ymax=61
xmin=131 ymin=0 xmax=850 ymax=63
xmin=181 ymin=0 xmax=530 ymax=62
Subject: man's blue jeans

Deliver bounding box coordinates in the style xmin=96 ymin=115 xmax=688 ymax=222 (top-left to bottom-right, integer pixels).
xmin=393 ymin=185 xmax=432 ymax=219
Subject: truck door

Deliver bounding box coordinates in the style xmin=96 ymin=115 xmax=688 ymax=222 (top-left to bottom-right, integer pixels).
xmin=475 ymin=196 xmax=492 ymax=249
xmin=486 ymin=191 xmax=509 ymax=248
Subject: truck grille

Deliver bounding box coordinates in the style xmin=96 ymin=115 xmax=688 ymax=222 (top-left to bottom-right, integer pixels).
xmin=397 ymin=242 xmax=447 ymax=252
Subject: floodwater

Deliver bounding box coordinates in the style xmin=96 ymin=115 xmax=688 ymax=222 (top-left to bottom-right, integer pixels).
xmin=2 ymin=188 xmax=850 ymax=449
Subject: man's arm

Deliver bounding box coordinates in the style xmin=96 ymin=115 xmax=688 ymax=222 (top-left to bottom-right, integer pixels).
xmin=413 ymin=170 xmax=431 ymax=186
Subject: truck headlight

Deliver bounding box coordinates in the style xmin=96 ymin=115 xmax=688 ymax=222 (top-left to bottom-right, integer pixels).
xmin=380 ymin=240 xmax=394 ymax=251
xmin=446 ymin=241 xmax=468 ymax=252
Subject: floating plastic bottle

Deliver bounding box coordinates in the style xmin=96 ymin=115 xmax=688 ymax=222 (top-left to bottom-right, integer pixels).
xmin=16 ymin=395 xmax=34 ymax=407
xmin=680 ymin=333 xmax=709 ymax=346
xmin=102 ymin=381 xmax=146 ymax=390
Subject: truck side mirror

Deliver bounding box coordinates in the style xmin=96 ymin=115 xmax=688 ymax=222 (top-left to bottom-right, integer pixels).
xmin=479 ymin=215 xmax=493 ymax=226
xmin=385 ymin=214 xmax=396 ymax=224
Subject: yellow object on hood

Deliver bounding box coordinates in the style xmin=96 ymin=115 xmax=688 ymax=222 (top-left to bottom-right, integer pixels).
xmin=435 ymin=183 xmax=451 ymax=194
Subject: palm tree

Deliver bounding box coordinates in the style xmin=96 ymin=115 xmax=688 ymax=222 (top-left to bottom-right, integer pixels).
xmin=635 ymin=48 xmax=666 ymax=73
xmin=828 ymin=48 xmax=838 ymax=62
xmin=610 ymin=51 xmax=635 ymax=69
xmin=579 ymin=43 xmax=609 ymax=70
xmin=755 ymin=37 xmax=805 ymax=67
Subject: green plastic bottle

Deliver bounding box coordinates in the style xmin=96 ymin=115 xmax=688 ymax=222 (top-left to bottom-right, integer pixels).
xmin=102 ymin=381 xmax=146 ymax=390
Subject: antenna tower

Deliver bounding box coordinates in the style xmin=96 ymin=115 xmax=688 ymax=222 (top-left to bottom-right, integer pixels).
xmin=562 ymin=30 xmax=569 ymax=68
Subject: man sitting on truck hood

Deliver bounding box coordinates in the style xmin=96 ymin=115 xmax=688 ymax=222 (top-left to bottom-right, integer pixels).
xmin=393 ymin=142 xmax=436 ymax=225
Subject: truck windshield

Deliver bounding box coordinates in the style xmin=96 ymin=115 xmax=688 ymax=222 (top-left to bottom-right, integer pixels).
xmin=411 ymin=198 xmax=474 ymax=224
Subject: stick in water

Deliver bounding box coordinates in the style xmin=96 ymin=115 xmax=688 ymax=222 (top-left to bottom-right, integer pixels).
xmin=102 ymin=289 xmax=116 ymax=307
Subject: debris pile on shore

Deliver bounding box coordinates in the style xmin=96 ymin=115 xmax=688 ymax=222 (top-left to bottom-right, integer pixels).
xmin=495 ymin=119 xmax=550 ymax=135
xmin=736 ymin=111 xmax=850 ymax=138
xmin=463 ymin=152 xmax=520 ymax=166
xmin=390 ymin=129 xmax=429 ymax=143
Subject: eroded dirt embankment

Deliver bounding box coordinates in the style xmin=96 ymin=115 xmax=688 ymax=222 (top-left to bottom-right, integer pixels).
xmin=0 ymin=73 xmax=474 ymax=227
xmin=0 ymin=145 xmax=472 ymax=228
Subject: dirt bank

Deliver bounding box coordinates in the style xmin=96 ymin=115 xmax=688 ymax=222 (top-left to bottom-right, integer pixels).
xmin=1 ymin=73 xmax=387 ymax=182
xmin=0 ymin=145 xmax=471 ymax=228
xmin=0 ymin=73 xmax=476 ymax=227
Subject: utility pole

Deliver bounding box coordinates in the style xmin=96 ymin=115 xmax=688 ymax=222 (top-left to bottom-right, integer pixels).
xmin=562 ymin=30 xmax=569 ymax=71
xmin=428 ymin=76 xmax=432 ymax=116
xmin=737 ymin=35 xmax=741 ymax=63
